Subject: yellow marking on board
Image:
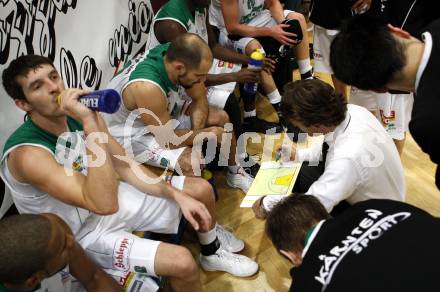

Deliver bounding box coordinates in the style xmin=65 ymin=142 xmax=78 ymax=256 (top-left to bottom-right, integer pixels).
xmin=274 ymin=174 xmax=293 ymax=186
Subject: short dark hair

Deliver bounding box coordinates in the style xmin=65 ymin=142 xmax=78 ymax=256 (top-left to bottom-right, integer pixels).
xmin=0 ymin=214 xmax=52 ymax=284
xmin=281 ymin=79 xmax=347 ymax=127
xmin=2 ymin=54 xmax=54 ymax=101
xmin=166 ymin=33 xmax=211 ymax=70
xmin=330 ymin=14 xmax=406 ymax=90
xmin=266 ymin=194 xmax=330 ymax=252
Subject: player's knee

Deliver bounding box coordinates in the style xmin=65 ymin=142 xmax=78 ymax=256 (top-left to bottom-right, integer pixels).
xmin=208 ymin=109 xmax=229 ymax=127
xmin=246 ymin=39 xmax=262 ymax=55
xmin=288 ymin=12 xmax=306 ymax=28
xmin=192 ymin=179 xmax=215 ymax=204
xmin=215 ymin=109 xmax=230 ymax=126
xmin=173 ymin=247 xmax=199 ymax=280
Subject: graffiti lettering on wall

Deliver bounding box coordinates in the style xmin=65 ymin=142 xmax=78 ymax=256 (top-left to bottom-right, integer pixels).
xmin=108 ymin=0 xmax=153 ymax=70
xmin=0 ymin=0 xmax=77 ymax=64
xmin=59 ymin=48 xmax=102 ymax=90
xmin=1 ymin=0 xmax=154 ymax=90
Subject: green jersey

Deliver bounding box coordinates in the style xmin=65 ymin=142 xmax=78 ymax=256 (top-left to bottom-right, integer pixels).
xmin=146 ymin=0 xmax=208 ymax=49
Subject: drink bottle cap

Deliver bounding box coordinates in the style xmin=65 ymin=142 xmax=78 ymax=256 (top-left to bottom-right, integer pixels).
xmin=250 ymin=50 xmax=265 ymax=61
xmin=55 ymin=94 xmax=62 ymax=104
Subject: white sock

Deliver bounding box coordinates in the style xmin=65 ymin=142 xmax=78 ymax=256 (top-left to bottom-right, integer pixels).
xmin=298 ymin=58 xmax=312 ymax=75
xmin=197 ymin=227 xmax=217 ymax=245
xmin=267 ymin=89 xmax=281 ymax=104
xmin=228 ymin=165 xmax=240 ymax=174
xmin=244 ymin=109 xmax=256 ymax=118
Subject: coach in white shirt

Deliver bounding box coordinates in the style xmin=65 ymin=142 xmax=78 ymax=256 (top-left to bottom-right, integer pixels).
xmin=254 ymin=79 xmax=405 ymax=216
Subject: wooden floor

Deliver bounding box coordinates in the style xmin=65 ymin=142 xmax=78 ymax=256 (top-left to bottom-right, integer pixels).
xmin=180 ymin=72 xmax=440 ymax=292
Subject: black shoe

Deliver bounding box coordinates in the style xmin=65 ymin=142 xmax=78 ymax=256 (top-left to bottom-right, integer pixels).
xmin=271 ymin=102 xmax=280 ymax=113
xmin=300 ymin=69 xmax=314 ymax=80
xmin=243 ymin=116 xmax=283 ymax=133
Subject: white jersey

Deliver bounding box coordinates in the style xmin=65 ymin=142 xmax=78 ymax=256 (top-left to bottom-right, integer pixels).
xmin=38 ymin=267 xmax=76 ymax=292
xmin=144 ymin=0 xmax=241 ymax=109
xmin=0 ymin=118 xmax=92 ymax=235
xmin=102 ymin=43 xmax=183 ymax=145
xmin=210 ymin=0 xmax=266 ymax=29
xmin=0 ymin=117 xmax=152 ymax=238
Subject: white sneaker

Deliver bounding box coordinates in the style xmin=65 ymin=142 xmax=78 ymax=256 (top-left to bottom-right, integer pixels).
xmin=216 ymin=225 xmax=244 ymax=253
xmin=200 ymin=248 xmax=259 ymax=277
xmin=226 ymin=167 xmax=254 ymax=193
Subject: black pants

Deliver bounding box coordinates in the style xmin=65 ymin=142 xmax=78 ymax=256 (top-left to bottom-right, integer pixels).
xmin=292 ymin=160 xmax=325 ymax=193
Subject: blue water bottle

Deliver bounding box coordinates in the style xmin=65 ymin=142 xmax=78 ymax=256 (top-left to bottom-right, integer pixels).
xmin=56 ymin=89 xmax=121 ymax=114
xmin=243 ymin=50 xmax=265 ymax=95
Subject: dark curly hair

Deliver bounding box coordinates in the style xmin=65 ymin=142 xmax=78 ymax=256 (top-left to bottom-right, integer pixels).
xmin=2 ymin=54 xmax=54 ymax=101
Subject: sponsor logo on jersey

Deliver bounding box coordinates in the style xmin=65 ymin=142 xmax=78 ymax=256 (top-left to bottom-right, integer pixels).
xmin=314 ymin=209 xmax=411 ymax=289
xmin=130 ymin=280 xmax=144 ymax=292
xmin=313 ymin=52 xmax=323 ymax=60
xmin=113 ymin=237 xmax=134 ymax=271
xmin=57 ymin=267 xmax=71 ymax=286
xmin=134 ymin=265 xmax=148 ymax=274
xmin=217 ymin=60 xmax=235 ymax=69
xmin=118 ymin=271 xmax=136 ymax=290
xmin=380 ymin=110 xmax=396 ymax=127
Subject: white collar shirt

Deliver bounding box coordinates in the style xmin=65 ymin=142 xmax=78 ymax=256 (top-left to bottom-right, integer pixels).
xmin=262 ymin=105 xmax=405 ymax=212
xmin=305 ymin=105 xmax=405 ymax=211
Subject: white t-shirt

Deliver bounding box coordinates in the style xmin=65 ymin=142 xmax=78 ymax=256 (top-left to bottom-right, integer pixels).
xmin=209 ymin=0 xmax=266 ymax=29
xmin=264 ymin=105 xmax=406 ymax=212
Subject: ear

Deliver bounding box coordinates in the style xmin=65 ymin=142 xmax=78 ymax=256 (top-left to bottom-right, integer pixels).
xmin=280 ymin=249 xmax=303 ymax=266
xmin=387 ymin=24 xmax=411 ymax=39
xmin=173 ymin=61 xmax=186 ymax=74
xmin=14 ymin=99 xmax=32 ymax=112
xmin=23 ymin=272 xmax=43 ymax=290
xmin=311 ymin=124 xmax=332 ymax=135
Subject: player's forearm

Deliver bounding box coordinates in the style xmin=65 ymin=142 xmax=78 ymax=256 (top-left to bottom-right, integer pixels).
xmin=205 ymin=73 xmax=238 ymax=87
xmin=82 ymin=163 xmax=119 ymax=215
xmin=117 ymin=159 xmax=180 ymax=200
xmin=106 ymin=141 xmax=180 ymax=200
xmin=191 ymin=98 xmax=209 ymax=130
xmin=226 ymin=23 xmax=272 ymax=38
xmin=211 ymin=44 xmax=249 ymax=65
xmin=85 ymin=269 xmax=123 ymax=292
xmin=82 ymin=115 xmax=119 ymax=215
xmin=267 ymin=0 xmax=285 ymax=24
xmin=172 ymin=128 xmax=214 ymax=147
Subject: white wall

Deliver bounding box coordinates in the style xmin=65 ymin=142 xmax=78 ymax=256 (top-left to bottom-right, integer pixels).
xmin=0 ymin=0 xmax=155 ymax=152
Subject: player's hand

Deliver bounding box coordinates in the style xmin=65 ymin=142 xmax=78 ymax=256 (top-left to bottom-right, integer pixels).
xmin=262 ymin=57 xmax=276 ymax=73
xmin=173 ymin=191 xmax=212 ymax=232
xmin=276 ymin=143 xmax=297 ymax=162
xmin=252 ymin=196 xmax=268 ymax=220
xmin=57 ymin=88 xmax=94 ymax=122
xmin=234 ymin=68 xmax=261 ymax=83
xmin=270 ymin=24 xmax=300 ymax=46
